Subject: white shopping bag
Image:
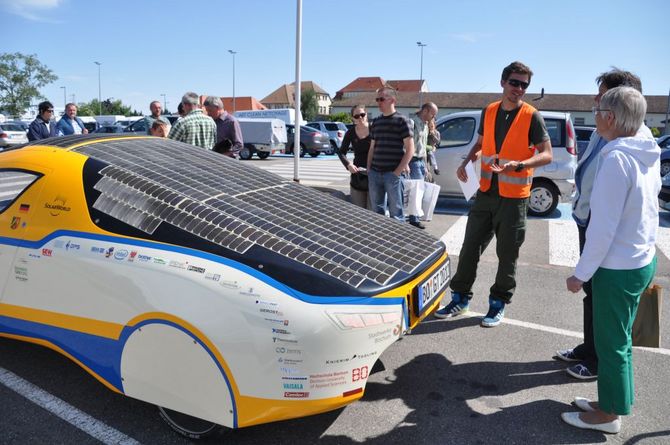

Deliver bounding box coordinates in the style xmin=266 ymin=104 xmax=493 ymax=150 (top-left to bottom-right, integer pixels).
xmin=421 ymin=182 xmax=441 ymax=221
xmin=403 ymin=179 xmax=425 ymax=217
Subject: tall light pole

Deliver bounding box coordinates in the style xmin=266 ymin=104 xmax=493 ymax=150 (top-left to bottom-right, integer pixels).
xmin=94 ymin=61 xmax=102 ymax=115
xmin=228 ymin=50 xmax=237 ymax=113
xmin=160 ymin=93 xmax=167 ymax=112
xmin=416 ymin=42 xmax=427 ymax=107
xmin=60 ymin=86 xmax=66 ymax=109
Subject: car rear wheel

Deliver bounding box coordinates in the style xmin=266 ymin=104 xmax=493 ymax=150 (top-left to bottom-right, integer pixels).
xmin=528 ymin=179 xmax=559 ymax=217
xmin=158 ymin=406 xmax=220 ymax=439
xmin=661 ymin=161 xmax=670 ymax=177
xmin=257 ymin=151 xmax=270 ymax=159
xmin=326 ymin=141 xmax=337 ymax=155
xmin=309 ymin=151 xmax=319 ymax=158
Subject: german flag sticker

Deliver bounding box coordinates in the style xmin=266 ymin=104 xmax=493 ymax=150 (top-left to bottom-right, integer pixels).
xmin=19 ymin=203 xmax=30 ymax=212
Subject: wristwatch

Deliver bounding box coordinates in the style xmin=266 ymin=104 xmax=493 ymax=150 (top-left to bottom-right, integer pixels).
xmin=514 ymin=162 xmax=525 ymax=172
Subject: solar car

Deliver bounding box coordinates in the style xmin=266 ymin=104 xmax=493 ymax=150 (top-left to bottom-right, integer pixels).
xmin=0 ymin=135 xmax=450 ymax=438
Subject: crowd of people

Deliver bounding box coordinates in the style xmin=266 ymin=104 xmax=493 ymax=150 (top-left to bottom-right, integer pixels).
xmin=27 ymin=92 xmax=244 ymax=159
xmin=23 ymin=62 xmax=663 ymax=436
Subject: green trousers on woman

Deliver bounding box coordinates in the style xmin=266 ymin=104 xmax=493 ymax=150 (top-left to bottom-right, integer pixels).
xmin=592 ymin=257 xmax=656 ymax=415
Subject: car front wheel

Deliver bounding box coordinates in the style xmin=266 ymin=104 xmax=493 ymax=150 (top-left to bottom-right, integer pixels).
xmin=661 ymin=160 xmax=670 ymax=177
xmin=528 ymin=179 xmax=559 ymax=217
xmin=158 ymin=406 xmax=220 ymax=439
xmin=257 ymin=151 xmax=270 ymax=159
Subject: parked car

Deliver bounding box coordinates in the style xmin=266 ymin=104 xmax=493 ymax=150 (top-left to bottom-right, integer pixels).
xmin=661 ymin=148 xmax=670 ymax=177
xmin=433 ymin=110 xmax=577 ymax=216
xmin=0 ymin=123 xmax=29 ymax=149
xmin=574 ymin=126 xmax=595 ymax=155
xmin=656 ymin=134 xmax=670 ymax=150
xmin=659 ymin=170 xmax=670 ymax=211
xmin=1 ymin=134 xmax=449 ymax=438
xmin=306 ymin=121 xmax=348 ymax=155
xmin=93 ymin=124 xmax=126 ymax=134
xmin=93 ymin=123 xmax=146 ymax=135
xmin=124 ymin=118 xmax=150 ymax=134
xmin=285 ymin=124 xmax=330 ymax=157
xmin=6 ymin=120 xmax=29 ymax=134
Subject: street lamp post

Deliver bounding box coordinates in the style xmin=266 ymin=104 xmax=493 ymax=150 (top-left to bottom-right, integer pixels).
xmin=94 ymin=61 xmax=102 ymax=115
xmin=161 ymin=93 xmax=167 ymax=112
xmin=417 ymin=42 xmax=427 ymax=107
xmin=228 ymin=50 xmax=237 ymax=113
xmin=60 ymin=86 xmax=66 ymax=109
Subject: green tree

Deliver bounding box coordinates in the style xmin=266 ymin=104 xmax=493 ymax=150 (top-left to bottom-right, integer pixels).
xmin=328 ymin=112 xmax=352 ymax=124
xmin=0 ymin=52 xmax=57 ymax=117
xmin=76 ymin=98 xmax=142 ymax=116
xmin=300 ymin=89 xmax=318 ymax=121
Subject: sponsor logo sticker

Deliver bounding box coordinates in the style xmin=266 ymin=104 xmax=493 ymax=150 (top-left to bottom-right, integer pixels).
xmin=114 ymin=249 xmax=129 ymax=260
xmin=45 ymin=196 xmax=71 ymax=216
xmin=187 ymin=265 xmax=205 ymax=274
xmin=41 ymin=248 xmax=53 ymax=257
xmin=283 ymin=392 xmax=309 ymax=399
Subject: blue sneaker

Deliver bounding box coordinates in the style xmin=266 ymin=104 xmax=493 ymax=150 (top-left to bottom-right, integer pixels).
xmin=434 ymin=292 xmax=470 ymax=319
xmin=481 ymin=297 xmax=505 ymax=327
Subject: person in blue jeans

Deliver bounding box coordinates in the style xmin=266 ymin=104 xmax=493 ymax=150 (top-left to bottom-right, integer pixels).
xmin=366 ymin=86 xmax=414 ymax=222
xmin=408 ymin=102 xmax=438 ymax=229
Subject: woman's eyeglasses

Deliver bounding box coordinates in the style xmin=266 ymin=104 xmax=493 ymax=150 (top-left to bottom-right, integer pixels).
xmin=375 ymin=97 xmax=386 ymax=102
xmin=353 ymin=113 xmax=366 ymax=119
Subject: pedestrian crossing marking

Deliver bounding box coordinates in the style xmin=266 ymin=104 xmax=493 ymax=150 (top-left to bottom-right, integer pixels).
xmin=548 ymin=220 xmax=580 ymax=267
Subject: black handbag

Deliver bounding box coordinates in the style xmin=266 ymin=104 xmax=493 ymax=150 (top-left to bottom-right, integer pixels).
xmin=350 ymin=171 xmax=368 ymax=191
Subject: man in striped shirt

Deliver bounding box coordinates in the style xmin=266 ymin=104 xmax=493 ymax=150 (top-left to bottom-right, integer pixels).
xmin=168 ymin=92 xmax=216 ymax=149
xmin=366 ymin=86 xmax=415 ymax=221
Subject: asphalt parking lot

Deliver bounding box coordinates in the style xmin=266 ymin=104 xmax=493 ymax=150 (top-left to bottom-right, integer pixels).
xmin=1 ymin=158 xmax=669 ymax=444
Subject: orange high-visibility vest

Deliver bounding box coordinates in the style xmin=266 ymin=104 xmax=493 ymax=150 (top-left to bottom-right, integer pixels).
xmin=479 ymin=101 xmax=536 ymax=198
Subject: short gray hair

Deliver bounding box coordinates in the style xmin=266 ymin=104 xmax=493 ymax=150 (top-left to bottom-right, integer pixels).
xmin=181 ymin=92 xmax=199 ymax=105
xmin=203 ymin=96 xmax=223 ymax=109
xmin=600 ymin=86 xmax=647 ymax=136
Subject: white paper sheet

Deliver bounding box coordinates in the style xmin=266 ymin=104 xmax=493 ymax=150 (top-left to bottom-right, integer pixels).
xmin=458 ymin=161 xmax=479 ymax=201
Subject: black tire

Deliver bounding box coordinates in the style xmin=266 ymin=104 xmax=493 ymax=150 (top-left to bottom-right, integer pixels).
xmin=158 ymin=406 xmax=220 ymax=439
xmin=257 ymin=151 xmax=270 ymax=159
xmin=309 ymin=151 xmax=319 ymax=158
xmin=239 ymin=144 xmax=253 ymax=160
xmin=299 ymin=144 xmax=306 ymax=158
xmin=528 ymin=179 xmax=559 ymax=217
xmin=661 ymin=161 xmax=670 ymax=177
xmin=326 ymin=141 xmax=337 ymax=155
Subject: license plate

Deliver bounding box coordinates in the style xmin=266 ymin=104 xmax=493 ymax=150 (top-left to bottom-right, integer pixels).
xmin=413 ymin=258 xmax=451 ymax=316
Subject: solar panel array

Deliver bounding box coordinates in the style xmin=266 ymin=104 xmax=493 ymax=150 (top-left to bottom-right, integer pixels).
xmin=69 ymin=137 xmax=442 ymax=289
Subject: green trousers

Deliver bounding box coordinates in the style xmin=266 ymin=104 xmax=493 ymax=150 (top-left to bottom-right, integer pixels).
xmin=450 ymin=190 xmax=528 ymax=304
xmin=592 ymin=257 xmax=656 ymax=415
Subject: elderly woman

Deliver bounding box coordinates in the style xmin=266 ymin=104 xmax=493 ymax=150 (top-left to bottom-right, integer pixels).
xmin=563 ymin=86 xmax=661 ymax=434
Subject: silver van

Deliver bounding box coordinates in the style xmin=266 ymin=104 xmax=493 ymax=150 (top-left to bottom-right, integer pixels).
xmin=433 ymin=110 xmax=577 ymax=216
xmin=305 ymin=121 xmax=348 ymax=155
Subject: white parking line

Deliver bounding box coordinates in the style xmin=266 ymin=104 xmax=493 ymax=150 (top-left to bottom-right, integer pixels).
xmin=548 ymin=220 xmax=581 ymax=267
xmin=656 ymin=224 xmax=670 ymax=262
xmin=0 ymin=367 xmax=140 ymax=445
xmin=432 ymin=312 xmax=670 ymax=356
xmin=439 ymin=215 xmax=468 ymax=257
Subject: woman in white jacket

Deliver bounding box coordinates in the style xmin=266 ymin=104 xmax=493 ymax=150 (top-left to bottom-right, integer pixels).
xmin=562 ymin=86 xmax=660 ymax=434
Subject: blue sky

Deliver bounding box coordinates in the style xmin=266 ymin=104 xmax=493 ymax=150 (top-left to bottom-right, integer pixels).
xmin=1 ymin=0 xmax=668 ymax=114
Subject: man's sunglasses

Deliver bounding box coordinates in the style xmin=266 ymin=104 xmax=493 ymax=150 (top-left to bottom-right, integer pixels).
xmin=353 ymin=113 xmax=366 ymax=119
xmin=375 ymin=97 xmax=387 ymax=102
xmin=507 ymin=79 xmax=529 ymax=90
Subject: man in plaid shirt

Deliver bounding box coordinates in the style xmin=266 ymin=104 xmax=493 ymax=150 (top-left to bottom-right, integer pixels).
xmin=168 ymin=92 xmax=216 ymax=149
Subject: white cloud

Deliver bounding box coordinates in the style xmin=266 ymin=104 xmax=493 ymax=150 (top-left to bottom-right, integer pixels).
xmin=0 ymin=0 xmax=63 ymax=22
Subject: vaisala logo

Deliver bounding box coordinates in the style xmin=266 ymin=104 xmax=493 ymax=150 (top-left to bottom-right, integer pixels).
xmin=45 ymin=195 xmax=71 ymax=216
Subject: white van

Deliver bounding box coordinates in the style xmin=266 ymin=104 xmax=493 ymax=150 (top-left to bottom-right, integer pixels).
xmin=234 ymin=108 xmax=302 ymax=125
xmin=433 ymin=110 xmax=577 ymax=216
